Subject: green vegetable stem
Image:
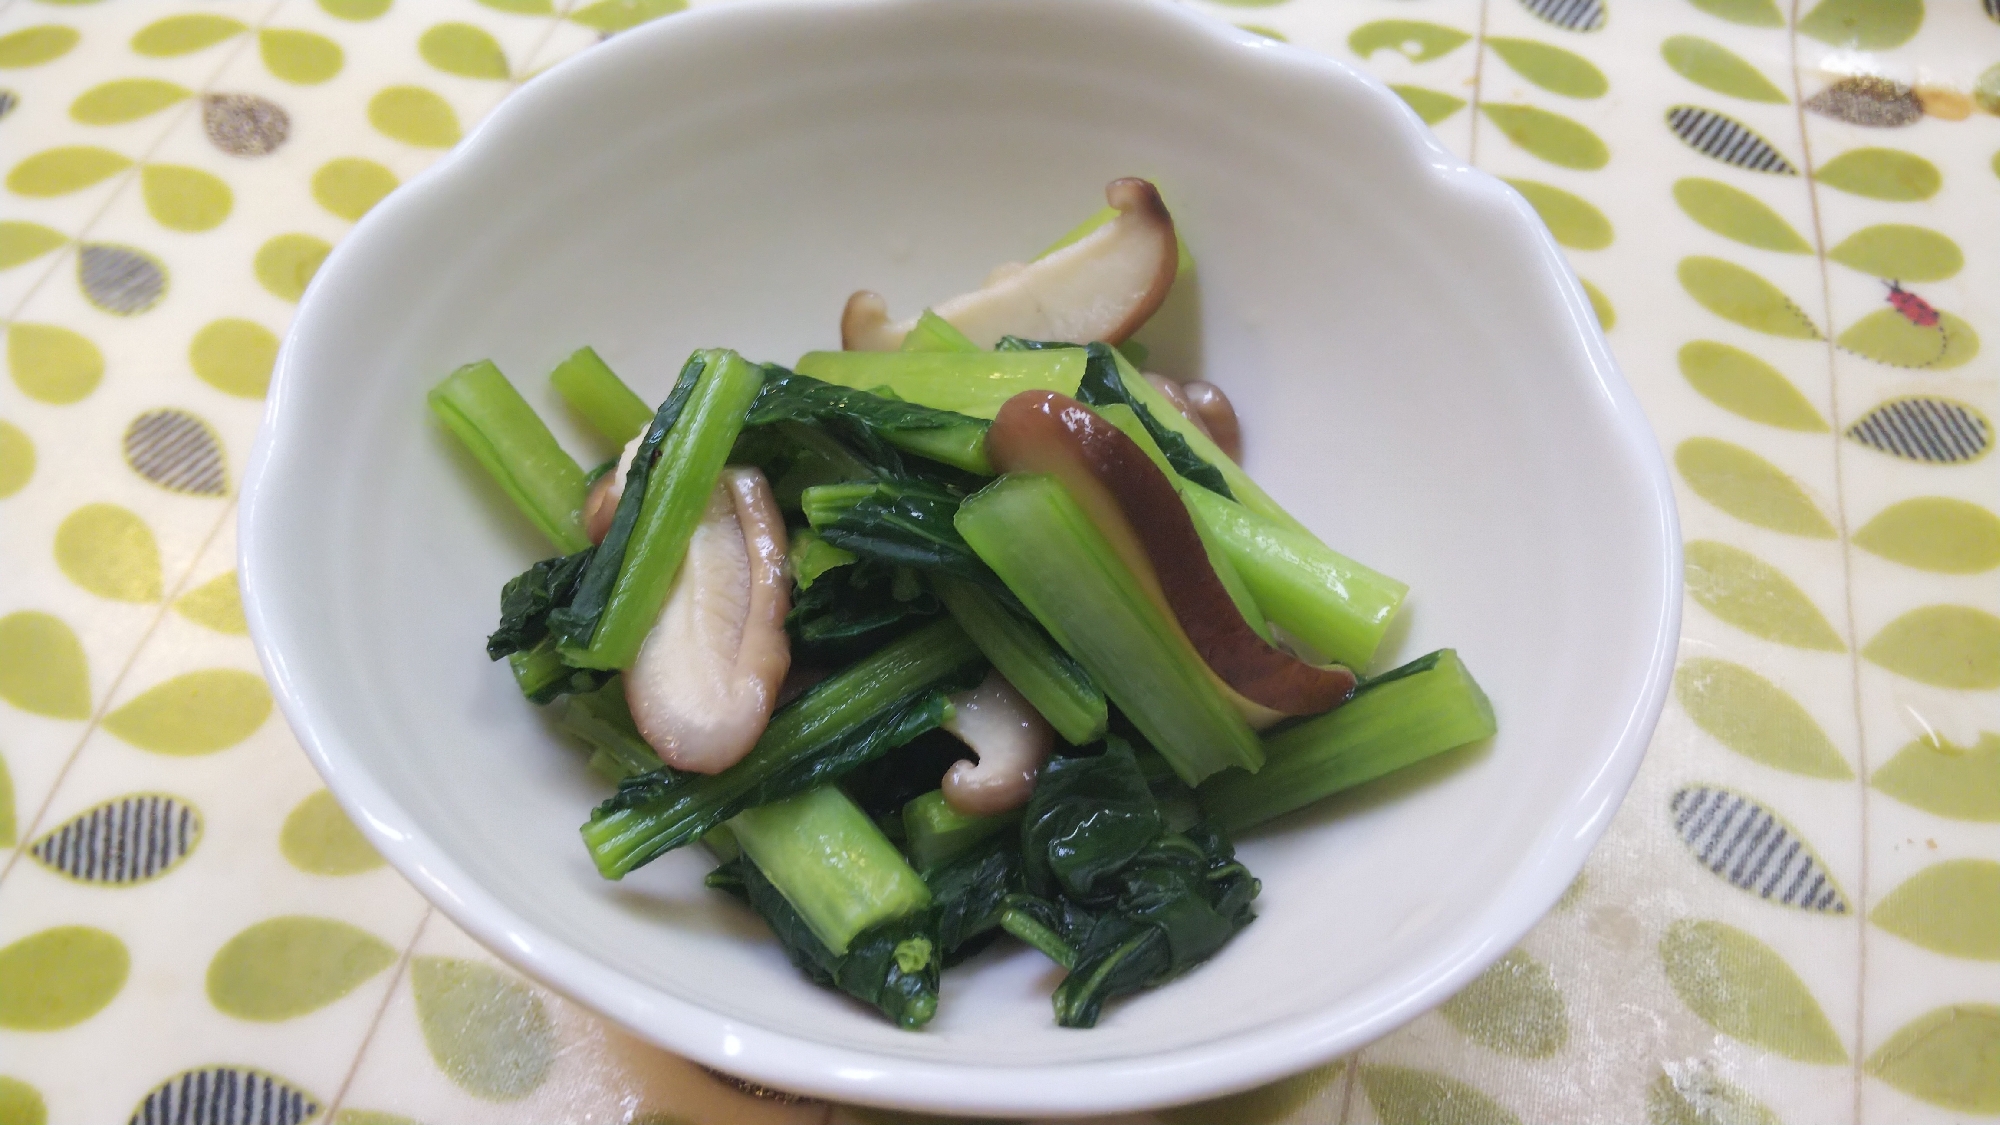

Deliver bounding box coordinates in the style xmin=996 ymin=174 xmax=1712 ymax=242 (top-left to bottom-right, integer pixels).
xmin=729 ymin=785 xmax=934 ymax=955
xmin=550 ymin=345 xmax=653 ymax=447
xmin=428 ymin=359 xmax=592 ymax=552
xmin=956 ymin=472 xmax=1261 ymax=786
xmin=901 ymin=789 xmax=1019 ymax=873
xmin=900 ymin=309 xmax=981 ymax=353
xmin=1199 ymin=649 xmax=1496 ymax=834
xmin=792 ymin=348 xmax=1087 ymax=420
xmin=930 ymin=574 xmax=1107 ymax=746
xmin=581 ymin=618 xmax=986 ymax=877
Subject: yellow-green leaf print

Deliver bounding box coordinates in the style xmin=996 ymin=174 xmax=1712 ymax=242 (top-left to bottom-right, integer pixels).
xmin=0 ymin=221 xmax=66 ymax=270
xmin=1817 ymin=148 xmax=1940 ymax=201
xmin=421 ymin=23 xmax=508 ymax=80
xmin=1862 ymin=606 xmax=2000 ymax=690
xmin=569 ymin=0 xmax=689 ymax=33
xmin=1675 ymin=658 xmax=1850 ymax=778
xmin=55 ymin=503 xmax=162 ymax=602
xmin=1660 ymin=919 xmax=1845 ymax=1063
xmin=1838 ymin=306 xmax=1977 ymax=370
xmin=29 ymin=793 xmax=201 ymax=884
xmin=0 ymin=25 xmax=81 ymax=69
xmin=255 ymin=234 xmax=331 ymax=302
xmin=1685 ymin=541 xmax=1844 ymax=651
xmin=1800 ymin=0 xmax=1923 ymax=50
xmin=332 ymin=1112 xmax=419 ymax=1125
xmin=104 ymin=669 xmax=271 ymax=755
xmin=1674 ymin=438 xmax=1834 ymax=538
xmin=260 ymin=29 xmax=344 ymax=85
xmin=1871 ymin=859 xmax=2000 ymax=961
xmin=370 ymin=86 xmax=461 ymax=148
xmin=0 ymin=612 xmax=90 ymax=719
xmin=1689 ymin=0 xmax=1784 ymax=26
xmin=1158 ymin=1062 xmax=1342 ymax=1125
xmin=313 ymin=158 xmax=399 ymax=222
xmin=140 ymin=164 xmax=232 ymax=232
xmin=190 ymin=318 xmax=278 ymax=398
xmin=1487 ymin=38 xmax=1606 ymax=98
xmin=480 ymin=0 xmax=557 ymax=13
xmin=1237 ymin=25 xmax=1287 ymax=43
xmin=1481 ymin=104 xmax=1608 ymax=169
xmin=1504 ymin=179 xmax=1611 ymax=250
xmin=1678 ymin=257 xmax=1819 ymax=338
xmin=0 ymin=926 xmax=127 ymax=1030
xmin=1828 ymin=224 xmax=1961 ymax=282
xmin=1873 ymin=733 xmax=2000 ymax=822
xmin=0 ymin=420 xmax=32 ymax=498
xmin=1360 ymin=1066 xmax=1520 ymax=1125
xmin=0 ymin=1076 xmax=44 ymax=1125
xmin=70 ymin=78 xmax=190 ymax=126
xmin=175 ymin=572 xmax=248 ymax=635
xmin=1679 ymin=342 xmax=1826 ymax=432
xmin=1348 ymin=21 xmax=1471 ymax=63
xmin=0 ymin=752 xmax=13 ymax=848
xmin=411 ymin=957 xmax=556 ymax=1101
xmin=282 ymin=790 xmax=385 ymax=875
xmin=1672 ymin=179 xmax=1809 ymax=253
xmin=7 ymin=145 xmax=131 ymax=196
xmin=1855 ymin=497 xmax=2000 ymax=574
xmin=207 ymin=917 xmax=396 ymax=1021
xmin=132 ymin=14 xmax=246 ymax=57
xmin=8 ymin=323 xmax=101 ymax=404
xmin=1645 ymin=1069 xmax=1781 ymax=1125
xmin=1661 ymin=37 xmax=1787 ymax=104
xmin=1439 ymin=949 xmax=1568 ymax=1058
xmin=320 ymin=0 xmax=394 ymax=19
xmin=1391 ymin=85 xmax=1467 ymax=126
xmin=130 ymin=1068 xmax=321 ymax=1125
xmin=1866 ymin=1004 xmax=2000 ymax=1114
xmin=1582 ymin=278 xmax=1615 ymax=330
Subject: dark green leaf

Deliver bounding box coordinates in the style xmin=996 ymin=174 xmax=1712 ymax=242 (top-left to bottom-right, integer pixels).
xmin=1075 ymin=343 xmax=1233 ymax=499
xmin=487 ymin=547 xmax=595 ymax=658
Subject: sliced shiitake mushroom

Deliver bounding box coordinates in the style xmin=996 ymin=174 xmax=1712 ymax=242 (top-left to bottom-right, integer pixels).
xmin=986 ymin=390 xmax=1353 ymax=720
xmin=1180 ymin=380 xmax=1242 ymax=463
xmin=939 ymin=669 xmax=1054 ymax=817
xmin=624 ymin=467 xmax=791 ymax=774
xmin=583 ymin=434 xmax=644 ymax=545
xmin=841 ymin=178 xmax=1179 ymax=351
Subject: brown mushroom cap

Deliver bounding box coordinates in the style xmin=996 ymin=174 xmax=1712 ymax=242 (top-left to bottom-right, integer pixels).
xmin=841 ymin=178 xmax=1179 ymax=351
xmin=1181 ymin=380 xmax=1243 ymax=464
xmin=986 ymin=390 xmax=1353 ymax=717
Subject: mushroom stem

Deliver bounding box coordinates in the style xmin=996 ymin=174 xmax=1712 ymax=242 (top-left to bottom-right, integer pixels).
xmin=624 ymin=467 xmax=791 ymax=774
xmin=940 ymin=670 xmax=1054 ymax=817
xmin=1142 ymin=372 xmax=1214 ymax=442
xmin=1181 ymin=380 xmax=1242 ymax=463
xmin=583 ymin=434 xmax=644 ymax=546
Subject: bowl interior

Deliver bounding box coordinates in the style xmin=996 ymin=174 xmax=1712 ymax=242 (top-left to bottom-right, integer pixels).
xmin=245 ymin=0 xmax=1675 ymax=1110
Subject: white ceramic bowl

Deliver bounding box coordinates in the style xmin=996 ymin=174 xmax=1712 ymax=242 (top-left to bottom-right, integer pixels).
xmin=241 ymin=0 xmax=1679 ymax=1114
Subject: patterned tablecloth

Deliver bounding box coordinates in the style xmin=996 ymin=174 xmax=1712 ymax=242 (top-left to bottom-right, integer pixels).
xmin=1 ymin=0 xmax=1996 ymax=1122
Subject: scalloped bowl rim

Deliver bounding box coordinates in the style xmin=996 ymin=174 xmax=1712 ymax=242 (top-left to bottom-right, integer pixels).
xmin=240 ymin=0 xmax=1680 ymax=1114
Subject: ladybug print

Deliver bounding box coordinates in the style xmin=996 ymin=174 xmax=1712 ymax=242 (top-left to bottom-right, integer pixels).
xmin=1886 ymin=281 xmax=1940 ymax=327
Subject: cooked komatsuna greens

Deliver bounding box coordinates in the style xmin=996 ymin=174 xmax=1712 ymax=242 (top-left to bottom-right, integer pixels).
xmin=433 ymin=179 xmax=1495 ymax=1031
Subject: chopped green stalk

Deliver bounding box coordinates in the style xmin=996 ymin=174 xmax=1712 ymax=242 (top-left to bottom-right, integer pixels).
xmin=1199 ymin=650 xmax=1495 ymax=833
xmin=900 ymin=309 xmax=980 ymax=353
xmin=1105 ymin=349 xmax=1314 ymax=538
xmin=1000 ymin=906 xmax=1076 ymax=969
xmin=1092 ymin=404 xmax=1271 ymax=643
xmin=561 ymin=348 xmax=764 ymax=670
xmin=706 ymin=855 xmax=940 ymax=1028
xmin=800 ymin=480 xmax=993 ymax=584
xmin=555 ymin=679 xmax=663 ymax=781
xmin=428 ymin=360 xmax=591 ymax=552
xmin=730 ymin=786 xmax=933 ymax=955
xmin=581 ymin=618 xmax=985 ymax=877
xmin=956 ymin=474 xmax=1261 ymax=785
xmin=901 ymin=789 xmax=1020 ymax=872
xmin=550 ymin=346 xmax=652 ymax=447
xmin=703 ymin=824 xmax=740 ymax=863
xmin=1178 ymin=483 xmax=1408 ymax=669
xmin=789 ymin=528 xmax=857 ymax=591
xmin=508 ymin=638 xmax=613 ymax=704
xmin=931 ymin=574 xmax=1107 ymax=745
xmin=792 ymin=350 xmax=1087 ymax=419
xmin=801 ymin=482 xmax=879 ymax=529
